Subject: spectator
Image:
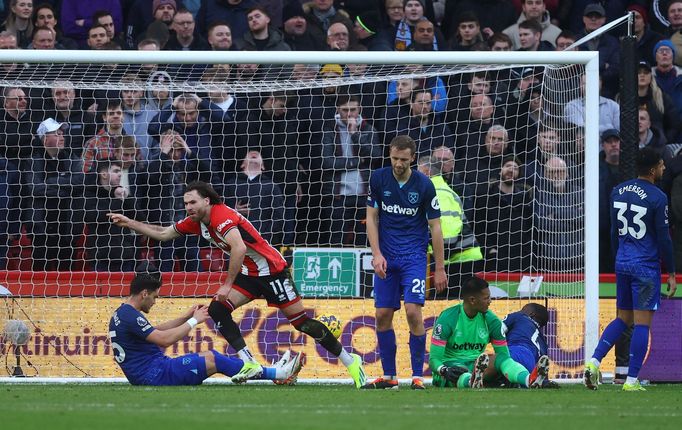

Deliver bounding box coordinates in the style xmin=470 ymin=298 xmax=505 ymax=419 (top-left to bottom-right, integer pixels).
xmin=43 ymin=81 xmax=98 ymax=158
xmin=320 ymin=94 xmax=382 ymax=246
xmin=396 ymin=89 xmax=454 ymax=157
xmin=83 ymin=99 xmax=127 ymax=174
xmin=409 ymin=18 xmax=442 ymax=51
xmin=112 ymin=135 xmax=149 ymax=208
xmin=555 ymin=30 xmax=577 ymax=51
xmin=383 ymin=77 xmax=417 ymax=144
xmin=1 ymin=0 xmax=33 ymax=48
xmin=92 ymin=10 xmax=123 ymax=46
xmin=145 ymin=71 xmax=174 ymax=114
xmin=396 ymin=0 xmax=444 ymax=51
xmin=198 ymin=67 xmax=245 ymax=177
xmin=146 ymin=129 xmax=208 ymax=272
xmin=21 ymin=118 xmax=85 ymax=271
xmin=60 ymin=0 xmax=123 ymax=48
xmin=442 ymin=0 xmax=516 ymax=39
xmin=326 ymin=21 xmax=351 ymax=50
xmin=665 ymin=0 xmax=682 ymax=37
xmin=473 ymin=156 xmax=533 ymax=272
xmin=345 ymin=57 xmax=388 ymax=125
xmin=564 ymin=75 xmax=620 ymax=134
xmin=303 ymin=0 xmax=354 ymax=51
xmin=637 ymin=60 xmax=681 ymax=142
xmin=454 ymin=93 xmax=502 ymax=159
xmin=148 ymin=93 xmax=220 ymax=177
xmin=638 ymin=107 xmax=667 ymax=153
xmin=535 ymin=156 xmax=583 ymax=271
xmin=223 ymin=151 xmax=285 ymax=245
xmin=628 ymin=4 xmax=664 ymax=66
xmin=449 ymin=11 xmax=483 ymax=51
xmin=126 ymin=0 xmax=178 ymax=49
xmin=84 ymin=159 xmax=138 ymax=272
xmin=31 ymin=3 xmax=78 ymax=49
xmin=488 ymin=32 xmax=512 ymax=51
xmin=353 ymin=10 xmax=393 ymax=51
xmin=516 ymin=19 xmax=554 ymax=51
xmin=598 ymin=128 xmax=620 ymax=273
xmin=197 ymin=0 xmax=256 ymax=43
xmin=0 ymin=154 xmax=21 ymax=269
xmin=235 ymin=91 xmax=300 ymax=245
xmin=503 ymin=0 xmax=561 ymax=50
xmin=577 ymin=3 xmax=620 ymax=98
xmin=383 ymin=0 xmax=404 ymax=29
xmin=121 ymin=75 xmax=157 ymax=161
xmin=30 ymin=25 xmax=55 ymax=49
xmin=165 ymin=8 xmax=209 ymax=50
xmin=281 ymin=0 xmax=317 ymax=51
xmin=207 ymin=21 xmax=233 ymax=50
xmin=0 ymin=87 xmax=36 ymax=161
xmin=652 ymin=40 xmax=682 ymax=114
xmin=136 ymin=38 xmax=163 ymax=79
xmin=462 ymin=124 xmax=513 ymax=185
xmin=235 ymin=6 xmax=290 ymax=51
xmin=87 ymin=24 xmax=111 ymax=49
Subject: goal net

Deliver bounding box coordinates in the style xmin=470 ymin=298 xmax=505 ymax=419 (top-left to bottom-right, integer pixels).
xmin=0 ymin=50 xmax=600 ymax=382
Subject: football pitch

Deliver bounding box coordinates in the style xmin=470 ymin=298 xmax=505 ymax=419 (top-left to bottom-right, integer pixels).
xmin=2 ymin=383 xmax=681 ymax=430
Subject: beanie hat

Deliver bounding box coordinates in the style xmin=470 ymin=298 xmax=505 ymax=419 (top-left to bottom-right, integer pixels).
xmin=282 ymin=1 xmax=305 ymax=23
xmin=153 ymin=0 xmax=177 ymax=13
xmin=356 ymin=11 xmax=382 ymax=35
xmin=320 ymin=64 xmax=343 ymax=76
xmin=654 ymin=39 xmax=676 ymax=59
xmin=627 ymin=4 xmax=648 ymax=24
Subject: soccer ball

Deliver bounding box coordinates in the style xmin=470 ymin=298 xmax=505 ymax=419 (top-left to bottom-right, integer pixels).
xmin=317 ymin=314 xmax=343 ymax=339
xmin=4 ymin=319 xmax=30 ymax=345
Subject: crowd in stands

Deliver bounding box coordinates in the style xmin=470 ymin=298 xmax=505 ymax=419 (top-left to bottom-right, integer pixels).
xmin=0 ymin=0 xmax=681 ymax=276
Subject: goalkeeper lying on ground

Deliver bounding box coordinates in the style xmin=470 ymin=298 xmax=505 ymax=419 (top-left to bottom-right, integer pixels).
xmin=429 ymin=276 xmax=550 ymax=388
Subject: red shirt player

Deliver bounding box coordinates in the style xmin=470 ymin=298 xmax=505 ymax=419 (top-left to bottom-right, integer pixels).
xmin=108 ymin=181 xmax=366 ymax=387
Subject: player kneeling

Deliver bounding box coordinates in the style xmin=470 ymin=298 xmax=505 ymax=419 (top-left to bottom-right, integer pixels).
xmin=109 ymin=274 xmax=303 ymax=386
xmin=429 ymin=276 xmax=549 ymax=389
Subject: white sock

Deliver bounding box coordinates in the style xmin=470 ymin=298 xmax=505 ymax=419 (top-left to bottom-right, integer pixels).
xmin=275 ymin=366 xmax=287 ymax=379
xmin=625 ymin=376 xmax=638 ymax=385
xmin=238 ymin=347 xmax=258 ymax=364
xmin=589 ymin=358 xmax=600 ymax=367
xmin=525 ymin=375 xmax=530 ymax=387
xmin=338 ymin=349 xmax=354 ymax=367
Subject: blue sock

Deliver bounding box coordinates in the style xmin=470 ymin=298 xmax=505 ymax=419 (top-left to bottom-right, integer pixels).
xmin=261 ymin=366 xmax=276 ymax=380
xmin=210 ymin=350 xmax=244 ymax=376
xmin=592 ymin=318 xmax=628 ymax=362
xmin=409 ymin=333 xmax=426 ymax=378
xmin=628 ymin=324 xmax=650 ymax=379
xmin=377 ymin=329 xmax=397 ymax=378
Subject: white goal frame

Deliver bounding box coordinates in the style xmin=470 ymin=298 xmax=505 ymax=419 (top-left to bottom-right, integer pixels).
xmin=0 ymin=49 xmax=601 ymax=381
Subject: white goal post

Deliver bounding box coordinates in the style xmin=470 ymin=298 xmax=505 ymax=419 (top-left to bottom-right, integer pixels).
xmin=0 ymin=49 xmax=600 ymax=382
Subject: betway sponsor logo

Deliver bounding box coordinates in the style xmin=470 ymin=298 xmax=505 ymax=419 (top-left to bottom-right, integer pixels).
xmin=381 ymin=201 xmax=419 ymax=216
xmin=452 ymin=342 xmax=486 ymax=352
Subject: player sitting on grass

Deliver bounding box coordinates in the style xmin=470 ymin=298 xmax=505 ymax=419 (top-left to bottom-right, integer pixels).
xmin=108 ymin=273 xmax=303 ymax=386
xmin=502 ymin=303 xmax=558 ymax=388
xmin=429 ymin=276 xmax=549 ymax=389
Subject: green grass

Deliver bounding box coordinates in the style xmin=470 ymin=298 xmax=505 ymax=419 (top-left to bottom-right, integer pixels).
xmin=2 ymin=384 xmax=682 ymax=430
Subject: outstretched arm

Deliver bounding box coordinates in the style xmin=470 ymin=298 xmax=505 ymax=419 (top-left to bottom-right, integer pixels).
xmin=156 ymin=304 xmax=207 ymax=330
xmin=146 ymin=306 xmax=209 ymax=348
xmin=107 ymin=213 xmax=180 ymax=242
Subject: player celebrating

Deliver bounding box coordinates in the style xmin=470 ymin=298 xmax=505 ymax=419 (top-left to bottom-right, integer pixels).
xmin=109 ymin=273 xmax=303 ymax=385
xmin=108 ymin=182 xmax=366 ymax=388
xmin=429 ymin=276 xmax=549 ymax=389
xmin=502 ymin=303 xmax=557 ymax=388
xmin=584 ymin=148 xmax=677 ymax=391
xmin=362 ymin=135 xmax=447 ymax=390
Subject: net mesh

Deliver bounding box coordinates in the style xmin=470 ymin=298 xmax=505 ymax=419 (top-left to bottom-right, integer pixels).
xmin=0 ymin=57 xmax=597 ymax=380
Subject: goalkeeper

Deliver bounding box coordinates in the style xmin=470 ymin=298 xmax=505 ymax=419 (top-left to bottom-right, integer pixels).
xmin=429 ymin=276 xmax=549 ymax=388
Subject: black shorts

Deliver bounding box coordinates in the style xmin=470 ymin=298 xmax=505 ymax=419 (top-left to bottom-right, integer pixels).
xmin=232 ymin=271 xmax=301 ymax=309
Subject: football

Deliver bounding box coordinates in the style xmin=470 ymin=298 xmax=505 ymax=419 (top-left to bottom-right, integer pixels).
xmin=317 ymin=314 xmax=343 ymax=339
